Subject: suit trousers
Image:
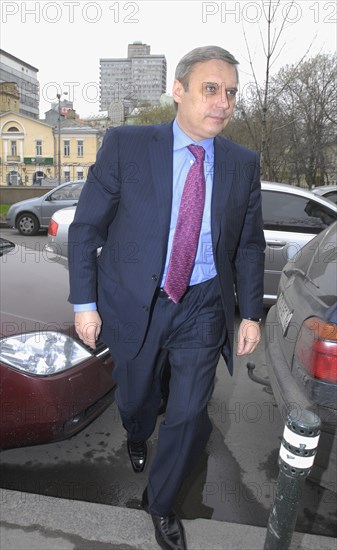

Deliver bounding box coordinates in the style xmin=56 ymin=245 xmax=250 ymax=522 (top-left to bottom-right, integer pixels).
xmin=111 ymin=276 xmax=226 ymax=515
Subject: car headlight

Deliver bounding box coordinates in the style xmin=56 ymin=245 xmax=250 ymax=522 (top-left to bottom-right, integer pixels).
xmin=0 ymin=332 xmax=92 ymax=375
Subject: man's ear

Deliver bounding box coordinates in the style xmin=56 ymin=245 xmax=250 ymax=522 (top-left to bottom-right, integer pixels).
xmin=172 ymin=79 xmax=184 ymax=104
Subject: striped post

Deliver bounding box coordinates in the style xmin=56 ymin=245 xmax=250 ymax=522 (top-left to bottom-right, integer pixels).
xmin=264 ymin=409 xmax=321 ymax=550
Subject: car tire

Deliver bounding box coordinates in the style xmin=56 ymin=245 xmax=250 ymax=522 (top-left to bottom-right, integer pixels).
xmin=17 ymin=213 xmax=40 ymax=236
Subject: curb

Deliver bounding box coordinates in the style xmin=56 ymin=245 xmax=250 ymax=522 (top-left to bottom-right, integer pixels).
xmin=1 ymin=490 xmax=336 ymax=550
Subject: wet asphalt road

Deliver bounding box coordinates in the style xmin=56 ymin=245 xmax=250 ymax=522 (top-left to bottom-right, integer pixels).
xmin=1 ymin=227 xmax=336 ymax=539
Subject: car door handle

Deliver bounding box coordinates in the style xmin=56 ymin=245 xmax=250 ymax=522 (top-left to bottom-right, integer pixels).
xmin=266 ymin=240 xmax=287 ymax=248
xmin=72 ymin=202 xmax=78 ymax=206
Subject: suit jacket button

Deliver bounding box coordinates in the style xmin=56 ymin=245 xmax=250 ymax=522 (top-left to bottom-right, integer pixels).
xmin=142 ymin=305 xmax=149 ymax=312
xmin=152 ymin=274 xmax=158 ymax=281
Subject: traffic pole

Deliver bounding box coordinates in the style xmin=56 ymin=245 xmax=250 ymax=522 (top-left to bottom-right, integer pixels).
xmin=264 ymin=409 xmax=321 ymax=550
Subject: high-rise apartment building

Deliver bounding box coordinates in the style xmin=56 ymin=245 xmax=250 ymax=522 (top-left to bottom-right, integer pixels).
xmin=0 ymin=49 xmax=39 ymax=119
xmin=100 ymin=42 xmax=167 ymax=113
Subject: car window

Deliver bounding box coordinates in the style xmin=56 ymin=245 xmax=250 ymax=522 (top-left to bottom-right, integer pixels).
xmin=262 ymin=190 xmax=337 ymax=233
xmin=50 ymin=183 xmax=83 ymax=201
xmin=68 ymin=183 xmax=83 ymax=200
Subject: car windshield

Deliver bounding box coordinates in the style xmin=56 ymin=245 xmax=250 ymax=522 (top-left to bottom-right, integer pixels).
xmin=323 ymin=191 xmax=337 ymax=204
xmin=290 ymin=223 xmax=337 ymax=306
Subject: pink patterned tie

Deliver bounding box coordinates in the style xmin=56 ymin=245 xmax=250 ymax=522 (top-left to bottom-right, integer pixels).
xmin=164 ymin=144 xmax=206 ymax=303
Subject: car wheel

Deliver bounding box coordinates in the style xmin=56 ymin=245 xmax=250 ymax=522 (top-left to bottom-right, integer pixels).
xmin=17 ymin=213 xmax=40 ymax=236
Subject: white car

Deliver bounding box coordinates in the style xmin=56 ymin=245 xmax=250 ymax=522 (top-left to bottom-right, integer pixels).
xmin=47 ymin=206 xmax=77 ymax=257
xmin=47 ymin=181 xmax=337 ymax=304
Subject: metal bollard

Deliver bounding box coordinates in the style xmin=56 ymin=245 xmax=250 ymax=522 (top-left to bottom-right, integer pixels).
xmin=264 ymin=409 xmax=321 ymax=550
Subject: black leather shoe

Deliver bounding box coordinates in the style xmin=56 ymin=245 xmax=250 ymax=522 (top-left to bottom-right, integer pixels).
xmin=127 ymin=439 xmax=147 ymax=473
xmin=151 ymin=513 xmax=187 ymax=550
xmin=141 ymin=489 xmax=187 ymax=550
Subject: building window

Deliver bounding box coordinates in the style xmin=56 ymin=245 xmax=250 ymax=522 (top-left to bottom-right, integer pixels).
xmin=77 ymin=170 xmax=84 ymax=179
xmin=64 ymin=140 xmax=70 ymax=156
xmin=10 ymin=141 xmax=17 ymax=156
xmin=36 ymin=140 xmax=42 ymax=155
xmin=7 ymin=170 xmax=21 ymax=186
xmin=64 ymin=170 xmax=70 ymax=181
xmin=77 ymin=140 xmax=84 ymax=157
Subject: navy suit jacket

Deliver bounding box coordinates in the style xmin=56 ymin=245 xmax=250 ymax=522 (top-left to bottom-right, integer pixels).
xmin=68 ymin=122 xmax=265 ymax=374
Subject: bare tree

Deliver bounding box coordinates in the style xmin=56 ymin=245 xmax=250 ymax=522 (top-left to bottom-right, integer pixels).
xmin=241 ymin=0 xmax=314 ymax=179
xmin=272 ymin=53 xmax=337 ymax=187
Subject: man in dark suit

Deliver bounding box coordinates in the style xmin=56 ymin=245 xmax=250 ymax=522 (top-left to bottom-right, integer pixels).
xmin=68 ymin=45 xmax=265 ymax=550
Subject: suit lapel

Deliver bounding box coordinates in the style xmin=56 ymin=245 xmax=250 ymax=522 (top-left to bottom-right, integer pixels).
xmin=211 ymin=136 xmax=235 ymax=246
xmin=148 ymin=123 xmax=174 ymax=247
xmin=148 ymin=128 xmax=236 ymax=254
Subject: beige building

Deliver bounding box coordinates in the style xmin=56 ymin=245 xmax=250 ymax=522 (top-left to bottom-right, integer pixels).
xmin=0 ymin=111 xmax=101 ymax=185
xmin=55 ymin=123 xmax=101 ymax=183
xmin=0 ymin=111 xmax=54 ymax=185
xmin=0 ymin=83 xmax=20 ymax=114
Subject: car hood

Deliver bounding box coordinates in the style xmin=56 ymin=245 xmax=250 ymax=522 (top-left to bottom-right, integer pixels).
xmin=8 ymin=197 xmax=44 ymax=210
xmin=1 ymin=245 xmax=74 ymax=337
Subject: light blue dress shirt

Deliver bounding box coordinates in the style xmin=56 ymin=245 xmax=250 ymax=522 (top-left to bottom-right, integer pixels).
xmin=160 ymin=119 xmax=216 ymax=287
xmin=74 ymin=119 xmax=216 ymax=312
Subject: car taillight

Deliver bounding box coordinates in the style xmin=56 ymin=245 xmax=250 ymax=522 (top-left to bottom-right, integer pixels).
xmin=295 ymin=317 xmax=337 ymax=383
xmin=48 ymin=219 xmax=58 ymax=236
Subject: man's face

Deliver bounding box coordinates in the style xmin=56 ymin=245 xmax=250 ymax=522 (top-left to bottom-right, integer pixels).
xmin=173 ymin=59 xmax=238 ymax=142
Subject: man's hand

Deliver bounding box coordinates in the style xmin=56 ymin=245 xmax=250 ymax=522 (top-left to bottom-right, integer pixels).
xmin=74 ymin=311 xmax=102 ymax=349
xmin=236 ymin=318 xmax=261 ymax=356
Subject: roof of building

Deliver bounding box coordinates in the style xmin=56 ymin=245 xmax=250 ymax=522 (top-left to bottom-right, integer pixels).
xmin=0 ymin=110 xmax=52 ymax=128
xmin=82 ymin=111 xmax=109 ymax=120
xmin=59 ymin=119 xmax=100 ymax=133
xmin=0 ymin=49 xmax=39 ymax=72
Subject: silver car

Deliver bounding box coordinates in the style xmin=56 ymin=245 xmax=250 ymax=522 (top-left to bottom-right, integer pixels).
xmin=312 ymin=184 xmax=337 ymax=204
xmin=266 ymin=221 xmax=337 ymax=490
xmin=6 ymin=180 xmax=85 ymax=236
xmin=47 ymin=181 xmax=337 ymax=303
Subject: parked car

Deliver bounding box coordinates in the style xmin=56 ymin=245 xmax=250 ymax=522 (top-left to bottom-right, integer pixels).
xmin=265 ymin=222 xmax=337 ymax=490
xmin=261 ymin=182 xmax=337 ymax=302
xmin=6 ymin=180 xmax=85 ymax=236
xmin=0 ymin=237 xmax=115 ymax=450
xmin=47 ymin=181 xmax=337 ymax=303
xmin=47 ymin=205 xmax=77 ymax=257
xmin=312 ymin=185 xmax=337 ymax=204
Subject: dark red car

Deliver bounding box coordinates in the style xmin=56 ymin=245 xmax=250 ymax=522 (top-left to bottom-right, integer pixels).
xmin=0 ymin=238 xmax=115 ymax=450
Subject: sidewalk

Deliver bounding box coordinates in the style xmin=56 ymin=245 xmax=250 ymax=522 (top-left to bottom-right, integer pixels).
xmin=1 ymin=490 xmax=336 ymax=550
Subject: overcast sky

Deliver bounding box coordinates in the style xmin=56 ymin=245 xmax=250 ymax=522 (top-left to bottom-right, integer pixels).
xmin=1 ymin=0 xmax=336 ymax=118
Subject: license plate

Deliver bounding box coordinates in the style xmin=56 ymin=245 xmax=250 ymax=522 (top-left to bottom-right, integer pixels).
xmin=277 ymin=292 xmax=293 ymax=336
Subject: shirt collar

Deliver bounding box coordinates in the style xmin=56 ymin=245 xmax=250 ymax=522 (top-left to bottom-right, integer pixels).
xmin=173 ymin=119 xmax=214 ymax=162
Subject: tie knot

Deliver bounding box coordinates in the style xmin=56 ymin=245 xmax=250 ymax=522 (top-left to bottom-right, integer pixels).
xmin=188 ymin=144 xmax=205 ymax=162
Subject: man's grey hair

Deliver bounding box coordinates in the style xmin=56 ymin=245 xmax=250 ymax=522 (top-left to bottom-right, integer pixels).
xmin=174 ymin=45 xmax=239 ymax=111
